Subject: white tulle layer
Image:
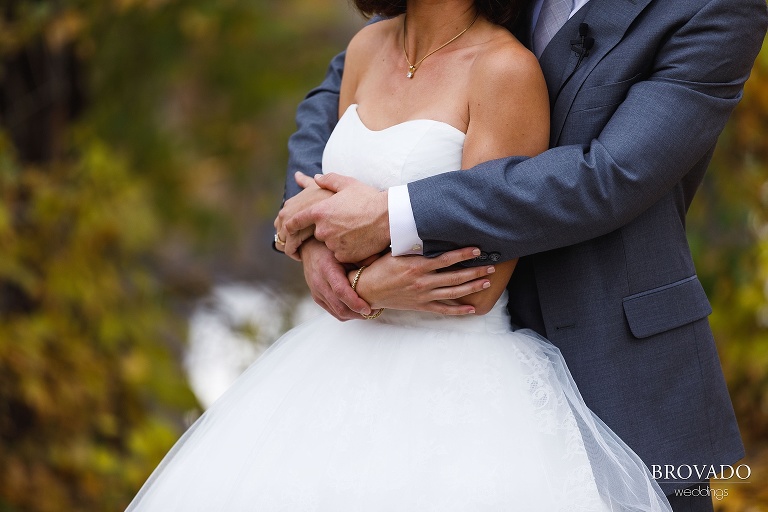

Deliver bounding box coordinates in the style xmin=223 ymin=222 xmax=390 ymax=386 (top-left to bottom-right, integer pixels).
xmin=128 ymin=302 xmax=670 ymax=512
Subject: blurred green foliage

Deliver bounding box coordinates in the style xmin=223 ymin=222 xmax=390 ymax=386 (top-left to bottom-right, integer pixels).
xmin=0 ymin=135 xmax=194 ymax=511
xmin=0 ymin=0 xmax=355 ymax=510
xmin=0 ymin=0 xmax=766 ymax=510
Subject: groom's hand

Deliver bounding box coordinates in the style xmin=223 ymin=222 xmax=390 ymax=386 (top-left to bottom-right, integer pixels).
xmin=283 ymin=173 xmax=390 ymax=263
xmin=299 ymin=237 xmax=373 ymax=320
xmin=275 ymin=172 xmax=333 ymax=260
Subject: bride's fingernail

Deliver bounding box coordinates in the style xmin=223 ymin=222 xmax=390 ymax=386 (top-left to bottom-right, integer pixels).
xmin=468 ymin=308 xmax=476 ymax=314
xmin=482 ymin=281 xmax=491 ymax=289
xmin=487 ymin=266 xmax=495 ymax=274
xmin=472 ymin=248 xmax=481 ymax=256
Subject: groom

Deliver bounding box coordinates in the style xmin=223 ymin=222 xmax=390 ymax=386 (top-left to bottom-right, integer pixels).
xmin=276 ymin=0 xmax=767 ymax=509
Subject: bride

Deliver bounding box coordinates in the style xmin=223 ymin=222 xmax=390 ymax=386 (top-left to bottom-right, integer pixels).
xmin=128 ymin=0 xmax=671 ymax=510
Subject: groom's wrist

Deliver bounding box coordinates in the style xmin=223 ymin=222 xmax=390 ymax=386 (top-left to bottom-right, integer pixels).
xmin=388 ymin=185 xmax=424 ymax=256
xmin=372 ymin=190 xmax=391 ymax=254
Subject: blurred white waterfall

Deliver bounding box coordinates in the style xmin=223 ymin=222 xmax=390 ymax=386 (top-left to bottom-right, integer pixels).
xmin=185 ymin=283 xmax=323 ymax=408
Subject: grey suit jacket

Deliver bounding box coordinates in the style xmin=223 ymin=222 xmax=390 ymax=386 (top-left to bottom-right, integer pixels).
xmin=284 ymin=0 xmax=768 ymax=494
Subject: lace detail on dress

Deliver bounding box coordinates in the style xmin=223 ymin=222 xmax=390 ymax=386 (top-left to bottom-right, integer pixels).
xmin=510 ymin=335 xmax=606 ymax=512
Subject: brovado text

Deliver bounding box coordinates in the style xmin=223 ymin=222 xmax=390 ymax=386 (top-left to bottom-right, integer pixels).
xmin=652 ymin=464 xmax=751 ymax=481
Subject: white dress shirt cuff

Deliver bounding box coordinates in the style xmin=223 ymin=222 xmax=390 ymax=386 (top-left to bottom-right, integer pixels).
xmin=388 ymin=185 xmax=424 ymax=256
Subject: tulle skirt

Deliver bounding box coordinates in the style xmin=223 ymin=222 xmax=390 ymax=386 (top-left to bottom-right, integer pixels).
xmin=127 ymin=299 xmax=671 ymax=511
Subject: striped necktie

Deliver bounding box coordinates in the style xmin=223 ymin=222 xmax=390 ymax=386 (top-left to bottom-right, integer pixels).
xmin=533 ymin=0 xmax=572 ymax=58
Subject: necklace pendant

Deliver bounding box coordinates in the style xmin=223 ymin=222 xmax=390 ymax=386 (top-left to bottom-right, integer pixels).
xmin=406 ymin=66 xmax=416 ymax=79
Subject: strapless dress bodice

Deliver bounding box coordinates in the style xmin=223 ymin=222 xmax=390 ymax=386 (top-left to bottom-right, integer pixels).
xmin=322 ymin=104 xmax=466 ymax=190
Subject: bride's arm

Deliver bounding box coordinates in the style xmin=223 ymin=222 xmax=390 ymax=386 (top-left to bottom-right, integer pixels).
xmin=452 ymin=39 xmax=549 ymax=315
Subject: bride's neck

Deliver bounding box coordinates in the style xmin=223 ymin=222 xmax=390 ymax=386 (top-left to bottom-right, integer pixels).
xmin=403 ymin=1 xmax=478 ymax=58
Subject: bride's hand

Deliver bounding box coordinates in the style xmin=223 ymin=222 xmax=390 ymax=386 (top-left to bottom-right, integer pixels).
xmin=274 ymin=173 xmax=333 ymax=260
xmin=351 ymin=248 xmax=495 ymax=315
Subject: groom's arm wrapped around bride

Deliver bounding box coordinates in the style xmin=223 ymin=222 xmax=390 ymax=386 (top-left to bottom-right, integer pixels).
xmin=277 ymin=0 xmax=767 ymax=497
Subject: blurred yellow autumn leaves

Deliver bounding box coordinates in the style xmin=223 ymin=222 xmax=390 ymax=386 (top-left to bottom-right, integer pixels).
xmin=0 ymin=1 xmax=767 ymax=510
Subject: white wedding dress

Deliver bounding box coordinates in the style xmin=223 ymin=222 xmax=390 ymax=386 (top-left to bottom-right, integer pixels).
xmin=127 ymin=105 xmax=671 ymax=512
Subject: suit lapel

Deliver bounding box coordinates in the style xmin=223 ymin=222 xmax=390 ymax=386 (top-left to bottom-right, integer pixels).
xmin=538 ymin=5 xmax=590 ymax=111
xmin=538 ymin=0 xmax=654 ymax=146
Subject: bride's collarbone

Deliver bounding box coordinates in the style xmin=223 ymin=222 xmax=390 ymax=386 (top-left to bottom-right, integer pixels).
xmin=353 ymin=75 xmax=471 ymax=132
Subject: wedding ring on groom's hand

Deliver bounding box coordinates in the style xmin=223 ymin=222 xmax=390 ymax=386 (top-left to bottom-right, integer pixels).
xmin=274 ymin=233 xmax=286 ymax=246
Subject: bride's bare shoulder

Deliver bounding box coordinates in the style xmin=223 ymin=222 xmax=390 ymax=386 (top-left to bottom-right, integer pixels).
xmin=465 ymin=26 xmax=547 ymax=118
xmin=341 ymin=17 xmax=400 ymax=105
xmin=346 ymin=16 xmax=400 ymax=63
xmin=471 ymin=26 xmax=543 ymax=91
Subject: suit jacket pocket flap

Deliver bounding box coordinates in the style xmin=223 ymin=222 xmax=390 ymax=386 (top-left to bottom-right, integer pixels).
xmin=622 ymin=276 xmax=712 ymax=339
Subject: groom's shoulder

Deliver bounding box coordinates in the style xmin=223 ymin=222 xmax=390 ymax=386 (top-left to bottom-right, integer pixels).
xmin=644 ymin=0 xmax=767 ymax=27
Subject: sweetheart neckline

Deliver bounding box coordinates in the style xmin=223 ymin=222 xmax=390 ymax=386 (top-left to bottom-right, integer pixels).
xmin=347 ymin=104 xmax=466 ymax=138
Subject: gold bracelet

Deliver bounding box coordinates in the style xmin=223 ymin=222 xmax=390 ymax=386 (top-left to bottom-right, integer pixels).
xmin=351 ymin=266 xmax=384 ymax=320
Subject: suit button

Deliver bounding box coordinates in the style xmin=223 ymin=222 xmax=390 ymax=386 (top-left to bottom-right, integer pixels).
xmin=489 ymin=252 xmax=501 ymax=262
xmin=477 ymin=252 xmax=489 ymax=261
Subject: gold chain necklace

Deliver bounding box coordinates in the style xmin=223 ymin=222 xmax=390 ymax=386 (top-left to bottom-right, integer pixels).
xmin=403 ymin=12 xmax=480 ymax=79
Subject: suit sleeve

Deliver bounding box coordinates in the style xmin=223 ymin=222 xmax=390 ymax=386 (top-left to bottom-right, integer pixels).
xmin=283 ymin=51 xmax=345 ymax=201
xmin=408 ymin=0 xmax=768 ymax=261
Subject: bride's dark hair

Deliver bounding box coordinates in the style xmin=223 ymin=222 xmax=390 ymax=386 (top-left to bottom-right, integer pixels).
xmin=352 ymin=0 xmax=525 ymax=32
